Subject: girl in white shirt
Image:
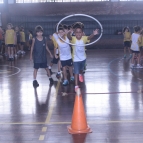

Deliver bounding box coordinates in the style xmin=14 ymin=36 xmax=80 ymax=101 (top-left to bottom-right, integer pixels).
xmin=130 ymin=26 xmax=141 ymax=68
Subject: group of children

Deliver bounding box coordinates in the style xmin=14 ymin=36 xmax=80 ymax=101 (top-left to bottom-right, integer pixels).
xmin=123 ymin=26 xmax=143 ymax=68
xmin=30 ymin=23 xmax=98 ymax=92
xmin=0 ymin=23 xmax=33 ymax=61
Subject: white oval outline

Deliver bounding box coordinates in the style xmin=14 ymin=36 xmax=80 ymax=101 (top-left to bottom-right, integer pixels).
xmin=56 ymin=14 xmax=103 ymax=46
xmin=0 ymin=65 xmax=21 ymax=78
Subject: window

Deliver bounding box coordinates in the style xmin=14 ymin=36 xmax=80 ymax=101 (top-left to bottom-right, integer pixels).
xmin=16 ymin=0 xmax=47 ymax=3
xmin=16 ymin=0 xmax=109 ymax=2
xmin=0 ymin=0 xmax=3 ymax=3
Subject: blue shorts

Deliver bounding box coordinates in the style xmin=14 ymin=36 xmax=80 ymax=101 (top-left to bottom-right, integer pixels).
xmin=34 ymin=62 xmax=47 ymax=69
xmin=73 ymin=60 xmax=86 ymax=74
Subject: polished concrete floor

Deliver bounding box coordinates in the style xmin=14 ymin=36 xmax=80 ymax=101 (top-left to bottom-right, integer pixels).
xmin=0 ymin=49 xmax=143 ymax=143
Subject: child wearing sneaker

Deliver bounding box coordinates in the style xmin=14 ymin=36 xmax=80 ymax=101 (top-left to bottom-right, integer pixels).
xmin=30 ymin=25 xmax=54 ymax=88
xmin=130 ymin=26 xmax=141 ymax=68
xmin=55 ymin=27 xmax=74 ymax=86
xmin=67 ymin=24 xmax=98 ymax=91
xmin=123 ymin=27 xmax=132 ymax=59
xmin=138 ymin=29 xmax=143 ymax=66
xmin=5 ymin=23 xmax=16 ymax=61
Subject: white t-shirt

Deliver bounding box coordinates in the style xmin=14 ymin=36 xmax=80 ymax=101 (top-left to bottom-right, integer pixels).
xmin=131 ymin=33 xmax=140 ymax=51
xmin=56 ymin=37 xmax=72 ymax=61
xmin=71 ymin=36 xmax=88 ymax=62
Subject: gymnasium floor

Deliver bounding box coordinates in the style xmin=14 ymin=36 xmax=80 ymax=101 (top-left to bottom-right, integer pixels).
xmin=0 ymin=49 xmax=143 ymax=143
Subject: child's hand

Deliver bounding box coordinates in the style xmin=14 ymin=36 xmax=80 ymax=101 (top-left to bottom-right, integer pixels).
xmin=93 ymin=29 xmax=99 ymax=35
xmin=55 ymin=54 xmax=59 ymax=59
xmin=30 ymin=55 xmax=33 ymax=61
xmin=50 ymin=54 xmax=53 ymax=59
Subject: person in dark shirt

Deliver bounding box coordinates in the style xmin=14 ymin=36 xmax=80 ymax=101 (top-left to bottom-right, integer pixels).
xmin=30 ymin=25 xmax=54 ymax=88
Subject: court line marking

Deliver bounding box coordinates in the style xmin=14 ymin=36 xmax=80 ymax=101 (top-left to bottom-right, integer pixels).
xmin=1 ymin=120 xmax=143 ymax=125
xmin=39 ymin=135 xmax=45 ymax=141
xmin=0 ymin=65 xmax=21 ymax=78
xmin=42 ymin=127 xmax=47 ymax=132
xmin=45 ymin=80 xmax=61 ymax=124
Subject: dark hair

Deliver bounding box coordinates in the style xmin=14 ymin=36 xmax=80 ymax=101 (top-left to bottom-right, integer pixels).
xmin=140 ymin=29 xmax=143 ymax=35
xmin=54 ymin=23 xmax=63 ymax=32
xmin=75 ymin=26 xmax=83 ymax=32
xmin=20 ymin=26 xmax=24 ymax=31
xmin=72 ymin=22 xmax=84 ymax=30
xmin=63 ymin=24 xmax=68 ymax=30
xmin=68 ymin=25 xmax=72 ymax=30
xmin=7 ymin=23 xmax=13 ymax=27
xmin=29 ymin=30 xmax=33 ymax=35
xmin=58 ymin=27 xmax=64 ymax=31
xmin=35 ymin=25 xmax=43 ymax=33
xmin=123 ymin=26 xmax=130 ymax=32
xmin=134 ymin=26 xmax=141 ymax=33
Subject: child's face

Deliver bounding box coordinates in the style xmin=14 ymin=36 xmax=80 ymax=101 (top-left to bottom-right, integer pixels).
xmin=75 ymin=28 xmax=83 ymax=40
xmin=58 ymin=30 xmax=65 ymax=38
xmin=36 ymin=31 xmax=43 ymax=36
xmin=15 ymin=27 xmax=19 ymax=31
xmin=125 ymin=29 xmax=129 ymax=32
xmin=7 ymin=25 xmax=12 ymax=29
xmin=64 ymin=29 xmax=68 ymax=34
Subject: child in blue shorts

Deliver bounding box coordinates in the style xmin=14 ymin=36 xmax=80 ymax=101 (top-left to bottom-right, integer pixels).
xmin=67 ymin=24 xmax=98 ymax=92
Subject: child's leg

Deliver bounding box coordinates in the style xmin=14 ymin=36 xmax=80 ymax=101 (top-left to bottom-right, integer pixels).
xmin=7 ymin=46 xmax=11 ymax=59
xmin=45 ymin=68 xmax=51 ymax=77
xmin=11 ymin=47 xmax=14 ymax=59
xmin=124 ymin=47 xmax=126 ymax=57
xmin=131 ymin=53 xmax=135 ymax=64
xmin=45 ymin=67 xmax=54 ymax=85
xmin=63 ymin=66 xmax=67 ymax=80
xmin=137 ymin=53 xmax=141 ymax=65
xmin=33 ymin=69 xmax=38 ymax=80
xmin=69 ymin=66 xmax=74 ymax=78
xmin=33 ymin=68 xmax=39 ymax=88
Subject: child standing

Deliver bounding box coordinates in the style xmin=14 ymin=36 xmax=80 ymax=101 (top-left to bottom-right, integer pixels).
xmin=130 ymin=26 xmax=141 ymax=68
xmin=20 ymin=27 xmax=26 ymax=55
xmin=123 ymin=27 xmax=132 ymax=58
xmin=15 ymin=26 xmax=21 ymax=55
xmin=30 ymin=25 xmax=54 ymax=88
xmin=28 ymin=30 xmax=33 ymax=51
xmin=5 ymin=23 xmax=16 ymax=61
xmin=138 ymin=29 xmax=143 ymax=65
xmin=55 ymin=27 xmax=74 ymax=86
xmin=67 ymin=25 xmax=98 ymax=91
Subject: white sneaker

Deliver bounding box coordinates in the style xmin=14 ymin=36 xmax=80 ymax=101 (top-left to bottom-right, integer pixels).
xmin=15 ymin=54 xmax=18 ymax=57
xmin=21 ymin=51 xmax=25 ymax=55
xmin=137 ymin=64 xmax=142 ymax=68
xmin=130 ymin=64 xmax=134 ymax=68
xmin=17 ymin=50 xmax=21 ymax=54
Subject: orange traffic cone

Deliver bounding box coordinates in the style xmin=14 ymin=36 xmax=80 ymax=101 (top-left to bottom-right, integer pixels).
xmin=67 ymin=88 xmax=92 ymax=134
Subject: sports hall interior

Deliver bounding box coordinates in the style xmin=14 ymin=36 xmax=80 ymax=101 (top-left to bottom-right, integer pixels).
xmin=0 ymin=0 xmax=143 ymax=143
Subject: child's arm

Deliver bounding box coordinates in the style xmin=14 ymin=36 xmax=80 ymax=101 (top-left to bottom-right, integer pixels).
xmin=46 ymin=44 xmax=53 ymax=58
xmin=14 ymin=32 xmax=17 ymax=45
xmin=87 ymin=29 xmax=99 ymax=40
xmin=30 ymin=38 xmax=35 ymax=61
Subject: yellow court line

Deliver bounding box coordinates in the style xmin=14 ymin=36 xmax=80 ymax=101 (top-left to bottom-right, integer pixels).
xmin=39 ymin=135 xmax=45 ymax=141
xmin=42 ymin=127 xmax=47 ymax=132
xmin=45 ymin=80 xmax=61 ymax=124
xmin=0 ymin=122 xmax=45 ymax=125
xmin=1 ymin=120 xmax=143 ymax=125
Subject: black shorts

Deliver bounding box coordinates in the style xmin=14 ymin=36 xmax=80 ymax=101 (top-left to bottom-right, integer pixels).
xmin=124 ymin=41 xmax=131 ymax=47
xmin=21 ymin=42 xmax=25 ymax=45
xmin=131 ymin=50 xmax=140 ymax=54
xmin=34 ymin=62 xmax=47 ymax=69
xmin=7 ymin=44 xmax=14 ymax=47
xmin=140 ymin=46 xmax=143 ymax=51
xmin=61 ymin=59 xmax=73 ymax=67
xmin=51 ymin=55 xmax=59 ymax=64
